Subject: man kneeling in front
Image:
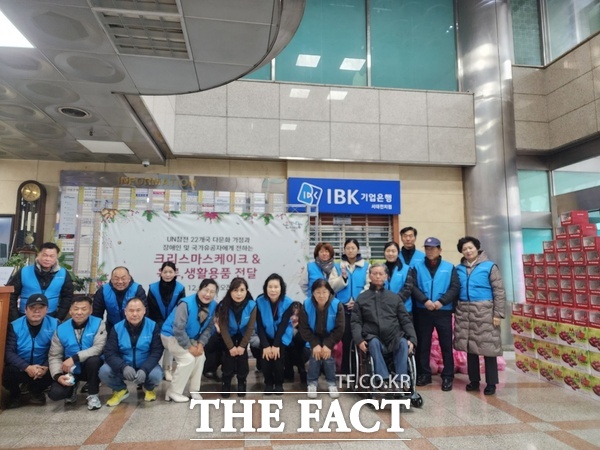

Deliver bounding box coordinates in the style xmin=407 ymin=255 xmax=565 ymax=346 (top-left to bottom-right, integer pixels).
xmin=99 ymin=298 xmax=163 ymax=406
xmin=48 ymin=296 xmax=106 ymax=410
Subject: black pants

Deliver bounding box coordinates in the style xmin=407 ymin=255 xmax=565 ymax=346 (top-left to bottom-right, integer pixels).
xmin=262 ymin=346 xmax=286 ymax=387
xmin=221 ymin=334 xmax=249 ymax=383
xmin=467 ymin=353 xmax=498 ymax=385
xmin=284 ymin=332 xmax=308 ymax=379
xmin=340 ymin=308 xmax=352 ymax=374
xmin=48 ymin=356 xmax=103 ymax=400
xmin=203 ymin=333 xmax=223 ymax=374
xmin=2 ymin=364 xmax=52 ymax=400
xmin=414 ymin=308 xmax=454 ymax=379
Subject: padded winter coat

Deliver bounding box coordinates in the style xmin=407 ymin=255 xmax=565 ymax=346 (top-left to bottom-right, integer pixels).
xmin=454 ymin=252 xmax=506 ymax=357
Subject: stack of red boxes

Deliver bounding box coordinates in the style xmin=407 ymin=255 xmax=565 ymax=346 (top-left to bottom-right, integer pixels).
xmin=512 ymin=210 xmax=600 ymax=400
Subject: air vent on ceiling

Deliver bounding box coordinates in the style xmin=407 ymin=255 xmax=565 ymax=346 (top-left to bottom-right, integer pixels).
xmin=92 ymin=0 xmax=189 ymax=60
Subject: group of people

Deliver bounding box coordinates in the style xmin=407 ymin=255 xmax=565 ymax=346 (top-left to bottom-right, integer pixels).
xmin=3 ymin=228 xmax=505 ymax=410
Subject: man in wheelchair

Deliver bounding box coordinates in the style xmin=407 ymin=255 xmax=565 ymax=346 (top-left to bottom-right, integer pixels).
xmin=351 ymin=263 xmax=417 ymax=393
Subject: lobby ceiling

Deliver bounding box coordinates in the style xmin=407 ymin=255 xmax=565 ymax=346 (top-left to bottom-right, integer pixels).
xmin=0 ymin=0 xmax=304 ymax=165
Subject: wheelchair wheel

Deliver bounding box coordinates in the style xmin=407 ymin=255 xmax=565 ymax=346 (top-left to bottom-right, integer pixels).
xmin=411 ymin=392 xmax=424 ymax=408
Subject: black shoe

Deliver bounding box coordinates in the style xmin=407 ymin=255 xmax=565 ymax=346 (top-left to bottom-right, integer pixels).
xmin=29 ymin=392 xmax=46 ymax=405
xmin=441 ymin=378 xmax=453 ymax=391
xmin=274 ymin=385 xmax=284 ymax=395
xmin=237 ymin=380 xmax=247 ymax=397
xmin=221 ymin=382 xmax=231 ymax=398
xmin=484 ymin=384 xmax=496 ymax=396
xmin=466 ymin=382 xmax=480 ymax=392
xmin=416 ymin=375 xmax=432 ymax=386
xmin=264 ymin=385 xmax=274 ymax=395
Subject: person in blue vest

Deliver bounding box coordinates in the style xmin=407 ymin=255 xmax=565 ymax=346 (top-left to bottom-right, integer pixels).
xmin=217 ymin=277 xmax=256 ymax=398
xmin=351 ymin=264 xmax=417 ymax=392
xmin=304 ymin=242 xmax=342 ymax=296
xmin=255 ymin=273 xmax=295 ymax=395
xmin=161 ymin=278 xmax=218 ymax=402
xmin=8 ymin=242 xmax=73 ymax=322
xmin=92 ymin=266 xmax=147 ymax=333
xmin=454 ymin=236 xmax=506 ymax=396
xmin=47 ymin=296 xmax=106 ymax=410
xmin=331 ymin=238 xmax=369 ymax=374
xmin=2 ymin=294 xmax=58 ymax=408
xmin=147 ymin=261 xmax=186 ymax=382
xmin=99 ymin=298 xmax=163 ymax=406
xmin=399 ymin=227 xmax=425 ymax=267
xmin=411 ymin=237 xmax=460 ymax=392
xmin=383 ymin=241 xmax=416 ymax=314
xmin=298 ymin=279 xmax=344 ymax=399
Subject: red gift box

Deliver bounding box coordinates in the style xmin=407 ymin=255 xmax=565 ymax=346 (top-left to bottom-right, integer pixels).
xmin=583 ymin=236 xmax=600 ymax=251
xmin=561 ymin=291 xmax=574 ymax=306
xmin=524 ymin=264 xmax=534 ymax=278
xmin=555 ymin=226 xmax=568 ymax=239
xmin=512 ymin=303 xmax=523 ymax=316
xmin=560 ymin=210 xmax=589 ymax=226
xmin=573 ymin=279 xmax=588 ymax=294
xmin=574 ymin=293 xmax=589 ymax=309
xmin=534 ymin=254 xmax=546 ymax=266
xmin=568 ymin=237 xmax=583 ymax=252
xmin=571 ymin=251 xmax=586 ymax=266
xmin=559 ymin=266 xmax=573 ymax=279
xmin=535 ymin=289 xmax=548 ymax=304
xmin=586 ymin=251 xmax=600 ymax=265
xmin=547 ymin=278 xmax=560 ymax=292
xmin=534 ymin=305 xmax=546 ymax=319
xmin=560 ymin=278 xmax=573 ymax=293
xmin=588 ymin=266 xmax=600 ymax=280
xmin=546 ymin=265 xmax=559 ymax=278
xmin=560 ymin=307 xmax=574 ymax=323
xmin=572 ymin=266 xmax=587 ymax=280
xmin=546 ymin=305 xmax=559 ymax=322
xmin=556 ymin=239 xmax=568 ymax=252
xmin=573 ymin=309 xmax=589 ymax=326
xmin=525 ymin=277 xmax=534 ymax=289
xmin=547 ymin=291 xmax=561 ymax=305
xmin=567 ymin=224 xmax=598 ymax=237
xmin=589 ymin=280 xmax=600 ymax=296
xmin=545 ymin=253 xmax=558 ymax=265
xmin=589 ymin=310 xmax=600 ymax=328
xmin=523 ymin=303 xmax=534 ymax=317
xmin=526 ymin=289 xmax=535 ymax=303
xmin=557 ymin=252 xmax=571 ymax=266
xmin=543 ymin=241 xmax=556 ymax=253
xmin=534 ymin=266 xmax=545 ymax=277
xmin=522 ymin=254 xmax=535 ymax=264
xmin=535 ymin=278 xmax=547 ymax=290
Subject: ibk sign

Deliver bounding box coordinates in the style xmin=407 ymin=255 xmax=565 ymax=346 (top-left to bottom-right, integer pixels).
xmin=287 ymin=178 xmax=401 ymax=215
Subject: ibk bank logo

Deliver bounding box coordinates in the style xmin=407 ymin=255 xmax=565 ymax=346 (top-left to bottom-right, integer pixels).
xmin=297 ymin=182 xmax=323 ymax=206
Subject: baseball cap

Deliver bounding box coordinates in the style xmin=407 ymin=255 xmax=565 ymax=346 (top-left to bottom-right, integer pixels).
xmin=423 ymin=237 xmax=441 ymax=247
xmin=26 ymin=294 xmax=48 ymax=308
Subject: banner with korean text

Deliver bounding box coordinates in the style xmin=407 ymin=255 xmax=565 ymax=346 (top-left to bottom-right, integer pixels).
xmin=100 ymin=210 xmax=310 ymax=300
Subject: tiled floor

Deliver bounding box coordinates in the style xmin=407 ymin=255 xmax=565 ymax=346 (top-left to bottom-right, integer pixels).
xmin=1 ymin=353 xmax=599 ymax=450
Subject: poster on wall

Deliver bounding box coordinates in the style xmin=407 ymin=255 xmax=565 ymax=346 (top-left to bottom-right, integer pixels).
xmin=99 ymin=211 xmax=310 ymax=300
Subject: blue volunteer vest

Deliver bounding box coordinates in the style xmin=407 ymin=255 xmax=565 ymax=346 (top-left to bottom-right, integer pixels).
xmin=304 ymin=297 xmax=340 ymax=334
xmin=13 ymin=315 xmax=58 ymax=365
xmin=255 ymin=294 xmax=294 ymax=346
xmin=56 ymin=316 xmax=103 ymax=374
xmin=161 ymin=294 xmax=217 ymax=340
xmin=399 ymin=249 xmax=425 ymax=268
xmin=228 ymin=300 xmax=256 ymax=336
xmin=385 ymin=263 xmax=412 ymax=313
xmin=19 ymin=266 xmax=67 ymax=314
xmin=103 ymin=282 xmax=141 ymax=325
xmin=336 ymin=261 xmax=369 ymax=305
xmin=148 ymin=281 xmax=185 ymax=320
xmin=457 ymin=261 xmax=494 ymax=302
xmin=307 ymin=261 xmax=339 ymax=291
xmin=114 ymin=317 xmax=156 ymax=369
xmin=414 ymin=259 xmax=454 ymax=311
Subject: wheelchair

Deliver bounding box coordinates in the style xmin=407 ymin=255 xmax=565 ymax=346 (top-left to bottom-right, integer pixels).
xmin=349 ymin=340 xmax=423 ymax=408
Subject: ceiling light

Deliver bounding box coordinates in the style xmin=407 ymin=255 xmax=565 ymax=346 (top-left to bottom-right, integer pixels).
xmin=58 ymin=107 xmax=91 ymax=119
xmin=296 ymin=54 xmax=321 ymax=68
xmin=339 ymin=58 xmax=365 ymax=71
xmin=280 ymin=123 xmax=297 ymax=131
xmin=0 ymin=9 xmax=34 ymax=48
xmin=77 ymin=140 xmax=134 ymax=154
xmin=289 ymin=88 xmax=310 ymax=99
xmin=327 ymin=90 xmax=348 ymax=101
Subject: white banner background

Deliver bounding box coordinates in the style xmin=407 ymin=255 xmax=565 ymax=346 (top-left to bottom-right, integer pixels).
xmin=100 ymin=211 xmax=310 ymax=301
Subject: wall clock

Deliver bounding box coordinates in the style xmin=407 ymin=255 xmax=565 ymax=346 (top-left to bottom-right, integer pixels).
xmin=14 ymin=180 xmax=46 ymax=251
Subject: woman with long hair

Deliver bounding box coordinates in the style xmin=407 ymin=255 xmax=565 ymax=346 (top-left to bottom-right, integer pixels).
xmin=147 ymin=261 xmax=186 ymax=381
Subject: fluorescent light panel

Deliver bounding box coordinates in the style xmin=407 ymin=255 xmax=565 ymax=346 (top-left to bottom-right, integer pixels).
xmin=77 ymin=140 xmax=134 ymax=154
xmin=280 ymin=123 xmax=297 ymax=131
xmin=327 ymin=90 xmax=348 ymax=101
xmin=0 ymin=9 xmax=34 ymax=48
xmin=289 ymin=88 xmax=310 ymax=99
xmin=340 ymin=58 xmax=365 ymax=71
xmin=296 ymin=54 xmax=320 ymax=67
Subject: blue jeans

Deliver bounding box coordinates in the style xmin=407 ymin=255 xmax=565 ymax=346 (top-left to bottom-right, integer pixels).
xmin=98 ymin=363 xmax=163 ymax=391
xmin=368 ymin=337 xmax=408 ymax=379
xmin=307 ymin=355 xmax=336 ymax=386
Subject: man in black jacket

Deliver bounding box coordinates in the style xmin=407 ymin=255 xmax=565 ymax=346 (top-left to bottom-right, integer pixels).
xmin=8 ymin=242 xmax=73 ymax=322
xmin=351 ymin=263 xmax=417 ymax=391
xmin=98 ymin=298 xmax=163 ymax=406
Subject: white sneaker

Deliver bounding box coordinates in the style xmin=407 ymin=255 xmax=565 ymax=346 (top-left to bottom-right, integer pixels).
xmin=190 ymin=392 xmax=203 ymax=401
xmin=307 ymin=384 xmax=317 ymax=399
xmin=86 ymin=394 xmax=101 ymax=410
xmin=164 ymin=368 xmax=173 ymax=382
xmin=328 ymin=385 xmax=339 ymax=399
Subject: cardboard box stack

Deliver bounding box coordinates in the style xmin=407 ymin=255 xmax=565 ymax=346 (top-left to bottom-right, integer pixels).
xmin=512 ymin=210 xmax=600 ymax=400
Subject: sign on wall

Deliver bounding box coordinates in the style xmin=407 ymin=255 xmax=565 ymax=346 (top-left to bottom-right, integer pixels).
xmin=287 ymin=177 xmax=401 ymax=215
xmin=100 ymin=211 xmax=310 ymax=300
